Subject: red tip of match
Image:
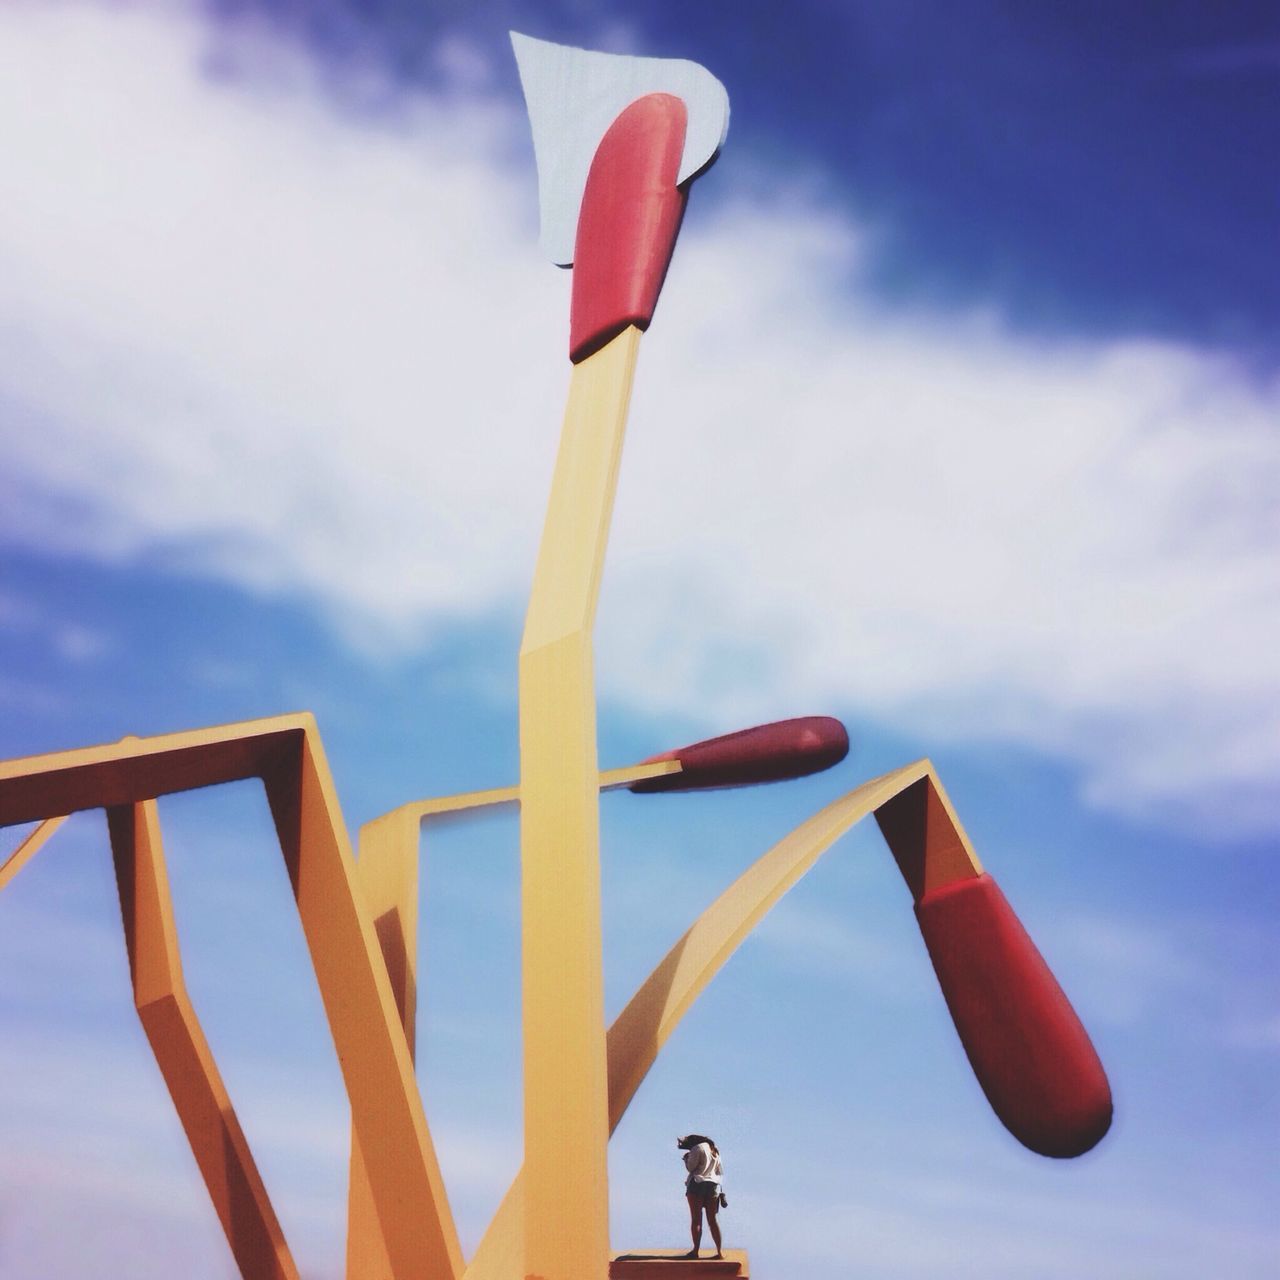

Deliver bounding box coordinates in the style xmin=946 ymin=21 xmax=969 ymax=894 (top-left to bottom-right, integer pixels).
xmin=915 ymin=874 xmax=1113 ymax=1158
xmin=569 ymin=93 xmax=689 ymax=363
xmin=630 ymin=716 xmax=850 ymax=794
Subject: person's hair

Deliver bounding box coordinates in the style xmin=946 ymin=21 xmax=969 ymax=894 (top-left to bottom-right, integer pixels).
xmin=679 ymin=1133 xmax=718 ymax=1156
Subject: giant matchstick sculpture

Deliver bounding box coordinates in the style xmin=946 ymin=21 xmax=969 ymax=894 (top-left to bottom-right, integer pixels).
xmin=0 ymin=31 xmax=1111 ymax=1280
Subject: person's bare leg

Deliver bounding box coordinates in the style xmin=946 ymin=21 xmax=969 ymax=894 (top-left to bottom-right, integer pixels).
xmin=684 ymin=1191 xmax=702 ymax=1258
xmin=705 ymin=1199 xmax=723 ymax=1258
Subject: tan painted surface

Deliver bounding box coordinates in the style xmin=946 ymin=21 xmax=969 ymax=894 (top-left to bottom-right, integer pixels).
xmin=343 ymin=756 xmax=682 ymax=1275
xmin=107 ymin=799 xmax=299 ymax=1280
xmin=873 ymin=773 xmax=983 ymax=900
xmin=518 ymin=325 xmax=641 ymax=1280
xmin=263 ymin=728 xmax=462 ymax=1280
xmin=0 ymin=716 xmax=462 ymax=1280
xmin=345 ymin=807 xmax=421 ymax=1280
xmin=0 ymin=814 xmax=67 ymax=891
xmin=1 ymin=724 xmax=990 ymax=1280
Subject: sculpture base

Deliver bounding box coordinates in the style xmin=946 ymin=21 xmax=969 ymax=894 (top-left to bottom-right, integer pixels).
xmin=611 ymin=1248 xmax=750 ymax=1278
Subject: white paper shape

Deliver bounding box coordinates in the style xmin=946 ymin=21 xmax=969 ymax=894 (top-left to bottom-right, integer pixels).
xmin=511 ymin=31 xmax=731 ymax=266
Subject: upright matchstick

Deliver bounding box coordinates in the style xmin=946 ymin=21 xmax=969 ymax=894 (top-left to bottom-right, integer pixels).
xmin=512 ymin=32 xmax=729 ymax=1280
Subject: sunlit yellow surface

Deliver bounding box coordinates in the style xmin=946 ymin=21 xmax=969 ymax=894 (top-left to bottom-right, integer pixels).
xmin=518 ymin=326 xmax=642 ymax=1280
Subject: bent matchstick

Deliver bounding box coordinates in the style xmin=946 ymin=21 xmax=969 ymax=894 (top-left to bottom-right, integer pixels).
xmin=511 ymin=31 xmax=729 ymax=1280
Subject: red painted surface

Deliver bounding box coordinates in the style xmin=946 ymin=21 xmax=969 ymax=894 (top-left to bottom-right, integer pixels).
xmin=570 ymin=93 xmax=689 ymax=363
xmin=915 ymin=874 xmax=1112 ymax=1158
xmin=630 ymin=716 xmax=849 ymax=793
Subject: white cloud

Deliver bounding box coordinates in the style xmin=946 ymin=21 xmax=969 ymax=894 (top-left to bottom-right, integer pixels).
xmin=1 ymin=1 xmax=1276 ymax=836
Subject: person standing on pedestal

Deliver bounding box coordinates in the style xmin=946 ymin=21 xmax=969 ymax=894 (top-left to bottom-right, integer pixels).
xmin=677 ymin=1134 xmax=724 ymax=1260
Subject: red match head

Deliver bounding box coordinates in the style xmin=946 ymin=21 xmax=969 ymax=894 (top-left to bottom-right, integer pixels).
xmin=630 ymin=716 xmax=850 ymax=793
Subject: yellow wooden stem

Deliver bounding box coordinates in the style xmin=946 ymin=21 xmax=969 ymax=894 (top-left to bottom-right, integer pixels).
xmin=271 ymin=730 xmax=463 ymax=1280
xmin=519 ymin=326 xmax=641 ymax=1280
xmin=361 ymin=759 xmax=679 ymax=832
xmin=107 ymin=799 xmax=300 ymax=1280
xmin=345 ymin=807 xmax=422 ymax=1280
xmin=343 ymin=758 xmax=677 ymax=1277
xmin=0 ymin=815 xmax=67 ymax=892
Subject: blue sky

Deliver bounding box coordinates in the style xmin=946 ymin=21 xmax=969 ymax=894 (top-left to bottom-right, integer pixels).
xmin=1 ymin=2 xmax=1277 ymax=1277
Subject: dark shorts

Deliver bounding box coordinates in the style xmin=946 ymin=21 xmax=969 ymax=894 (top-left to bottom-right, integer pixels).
xmin=686 ymin=1179 xmax=720 ymax=1207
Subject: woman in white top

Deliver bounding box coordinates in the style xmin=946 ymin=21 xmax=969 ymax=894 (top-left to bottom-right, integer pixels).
xmin=676 ymin=1133 xmax=724 ymax=1260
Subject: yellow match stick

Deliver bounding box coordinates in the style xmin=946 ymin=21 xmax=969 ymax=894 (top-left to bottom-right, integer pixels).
xmin=344 ymin=747 xmax=678 ymax=1280
xmin=519 ymin=324 xmax=641 ymax=1280
xmin=0 ymin=814 xmax=68 ymax=891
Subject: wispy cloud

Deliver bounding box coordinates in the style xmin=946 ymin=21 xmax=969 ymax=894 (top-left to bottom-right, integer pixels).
xmin=1 ymin=1 xmax=1276 ymax=838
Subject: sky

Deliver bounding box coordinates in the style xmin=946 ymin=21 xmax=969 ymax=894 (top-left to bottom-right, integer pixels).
xmin=0 ymin=1 xmax=1277 ymax=1277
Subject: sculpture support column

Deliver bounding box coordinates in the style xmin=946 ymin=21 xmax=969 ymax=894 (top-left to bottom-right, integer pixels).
xmin=345 ymin=806 xmax=422 ymax=1280
xmin=519 ymin=325 xmax=640 ymax=1280
xmin=107 ymin=798 xmax=299 ymax=1280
